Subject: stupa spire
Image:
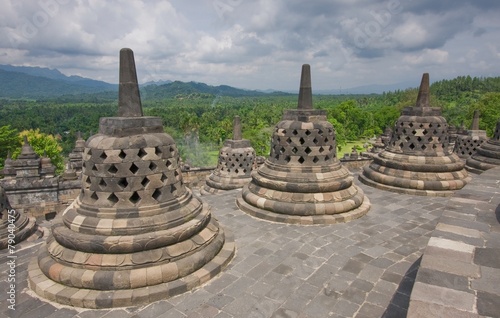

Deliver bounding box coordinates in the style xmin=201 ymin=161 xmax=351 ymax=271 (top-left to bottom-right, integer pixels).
xmin=297 ymin=64 xmax=313 ymax=110
xmin=471 ymin=110 xmax=480 ymax=130
xmin=118 ymin=48 xmax=143 ymax=117
xmin=233 ymin=116 xmax=242 ymax=140
xmin=415 ymin=73 xmax=430 ymax=108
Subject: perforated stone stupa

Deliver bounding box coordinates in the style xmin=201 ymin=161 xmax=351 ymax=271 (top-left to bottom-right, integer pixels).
xmin=0 ymin=185 xmax=39 ymax=249
xmin=359 ymin=73 xmax=470 ymax=196
xmin=236 ymin=64 xmax=370 ymax=224
xmin=465 ymin=118 xmax=500 ymax=174
xmin=201 ymin=116 xmax=256 ymax=195
xmin=453 ymin=110 xmax=488 ymax=159
xmin=28 ymin=48 xmax=234 ymax=308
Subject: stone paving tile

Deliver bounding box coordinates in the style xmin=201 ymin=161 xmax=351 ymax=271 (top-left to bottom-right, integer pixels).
xmin=1 ymin=181 xmax=452 ymax=317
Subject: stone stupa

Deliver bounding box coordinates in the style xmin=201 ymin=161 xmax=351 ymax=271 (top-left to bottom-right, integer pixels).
xmin=0 ymin=185 xmax=40 ymax=249
xmin=68 ymin=131 xmax=85 ymax=174
xmin=237 ymin=64 xmax=370 ymax=224
xmin=201 ymin=116 xmax=257 ymax=195
xmin=28 ymin=48 xmax=234 ymax=308
xmin=465 ymin=119 xmax=500 ymax=174
xmin=453 ymin=110 xmax=488 ymax=159
xmin=359 ymin=73 xmax=470 ymax=196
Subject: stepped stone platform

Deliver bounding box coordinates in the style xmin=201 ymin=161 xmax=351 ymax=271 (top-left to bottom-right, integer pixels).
xmin=2 ymin=171 xmax=499 ymax=317
xmin=408 ymin=166 xmax=500 ymax=317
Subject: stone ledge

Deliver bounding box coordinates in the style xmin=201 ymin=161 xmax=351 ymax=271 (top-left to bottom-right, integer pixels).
xmin=408 ymin=166 xmax=500 ymax=317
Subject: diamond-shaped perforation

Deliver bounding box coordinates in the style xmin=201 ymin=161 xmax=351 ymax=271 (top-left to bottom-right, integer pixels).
xmin=119 ymin=150 xmax=127 ymax=159
xmin=166 ymin=160 xmax=172 ymax=168
xmin=161 ymin=173 xmax=168 ymax=183
xmin=87 ymin=149 xmax=92 ymax=156
xmin=305 ymin=130 xmax=311 ymax=136
xmin=152 ymin=189 xmax=161 ymax=201
xmin=409 ymin=143 xmax=415 ymax=150
xmin=279 ymin=147 xmax=285 ymax=154
xmin=129 ymin=192 xmax=141 ymax=204
xmin=117 ymin=178 xmax=128 ymax=189
xmin=170 ymin=184 xmax=177 ymax=194
xmin=85 ymin=176 xmax=91 ymax=185
xmin=92 ymin=164 xmax=98 ymax=172
xmin=292 ymin=130 xmax=298 ymax=135
xmin=138 ymin=148 xmax=147 ymax=158
xmin=292 ymin=147 xmax=298 ymax=154
xmin=99 ymin=178 xmax=107 ymax=188
xmin=319 ymin=147 xmax=324 ymax=153
xmin=286 ymin=137 xmax=292 ymax=144
xmin=305 ymin=147 xmax=312 ymax=154
xmin=312 ymin=156 xmax=319 ymax=163
xmin=299 ymin=137 xmax=305 ymax=145
xmin=90 ymin=192 xmax=98 ymax=201
xmin=108 ymin=193 xmax=119 ymax=204
xmin=155 ymin=147 xmax=162 ymax=157
xmin=298 ymin=157 xmax=305 ymax=164
xmin=421 ymin=144 xmax=427 ymax=150
xmin=284 ymin=155 xmax=291 ymax=163
xmin=108 ymin=164 xmax=118 ymax=174
xmin=129 ymin=163 xmax=139 ymax=174
xmin=149 ymin=162 xmax=157 ymax=171
xmin=141 ymin=177 xmax=150 ymax=188
xmin=313 ymin=138 xmax=318 ymax=144
xmin=100 ymin=152 xmax=107 ymax=160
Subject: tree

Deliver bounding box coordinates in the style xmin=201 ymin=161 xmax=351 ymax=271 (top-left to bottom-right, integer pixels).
xmin=0 ymin=125 xmax=19 ymax=171
xmin=11 ymin=129 xmax=65 ymax=174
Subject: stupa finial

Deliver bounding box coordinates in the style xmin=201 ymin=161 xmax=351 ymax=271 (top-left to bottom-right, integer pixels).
xmin=118 ymin=48 xmax=143 ymax=117
xmin=471 ymin=110 xmax=480 ymax=130
xmin=233 ymin=116 xmax=242 ymax=140
xmin=415 ymin=73 xmax=430 ymax=108
xmin=297 ymin=64 xmax=313 ymax=110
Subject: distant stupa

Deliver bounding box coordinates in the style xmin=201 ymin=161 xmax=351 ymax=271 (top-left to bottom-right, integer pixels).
xmin=201 ymin=116 xmax=257 ymax=194
xmin=359 ymin=73 xmax=470 ymax=196
xmin=237 ymin=64 xmax=370 ymax=224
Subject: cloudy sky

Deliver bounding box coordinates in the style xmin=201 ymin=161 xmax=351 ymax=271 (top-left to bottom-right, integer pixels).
xmin=1 ymin=0 xmax=499 ymax=91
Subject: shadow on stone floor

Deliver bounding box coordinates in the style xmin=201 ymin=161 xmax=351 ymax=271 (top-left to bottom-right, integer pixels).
xmin=495 ymin=204 xmax=500 ymax=224
xmin=381 ymin=257 xmax=422 ymax=318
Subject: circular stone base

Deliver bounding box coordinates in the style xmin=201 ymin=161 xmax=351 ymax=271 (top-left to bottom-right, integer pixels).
xmin=357 ymin=173 xmax=465 ymax=197
xmin=200 ymin=184 xmax=226 ymax=196
xmin=28 ymin=230 xmax=235 ymax=309
xmin=236 ymin=192 xmax=370 ymax=225
xmin=0 ymin=217 xmax=42 ymax=250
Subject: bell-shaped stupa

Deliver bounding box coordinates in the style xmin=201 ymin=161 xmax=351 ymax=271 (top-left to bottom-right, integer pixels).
xmin=359 ymin=73 xmax=470 ymax=196
xmin=201 ymin=116 xmax=257 ymax=195
xmin=453 ymin=110 xmax=488 ymax=159
xmin=237 ymin=65 xmax=370 ymax=224
xmin=28 ymin=48 xmax=234 ymax=309
xmin=465 ymin=119 xmax=500 ymax=174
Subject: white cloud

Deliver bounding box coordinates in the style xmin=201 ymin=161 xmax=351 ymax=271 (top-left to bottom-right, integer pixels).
xmin=0 ymin=0 xmax=499 ymax=90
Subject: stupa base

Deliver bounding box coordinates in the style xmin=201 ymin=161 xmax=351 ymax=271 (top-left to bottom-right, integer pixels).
xmin=27 ymin=231 xmax=235 ymax=309
xmin=236 ymin=189 xmax=370 ymax=225
xmin=358 ymin=172 xmax=468 ymax=197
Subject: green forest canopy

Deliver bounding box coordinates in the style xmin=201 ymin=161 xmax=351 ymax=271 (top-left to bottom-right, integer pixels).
xmin=1 ymin=75 xmax=499 ymax=171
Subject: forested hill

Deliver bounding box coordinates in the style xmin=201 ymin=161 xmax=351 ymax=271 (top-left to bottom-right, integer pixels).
xmin=0 ymin=64 xmax=287 ymax=100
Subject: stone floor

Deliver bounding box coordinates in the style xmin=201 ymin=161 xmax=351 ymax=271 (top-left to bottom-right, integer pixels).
xmin=0 ymin=171 xmax=497 ymax=318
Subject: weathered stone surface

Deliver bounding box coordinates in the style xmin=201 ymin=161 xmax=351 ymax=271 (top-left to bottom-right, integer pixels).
xmin=28 ymin=48 xmax=234 ymax=309
xmin=237 ymin=64 xmax=370 ymax=224
xmin=360 ymin=73 xmax=470 ymax=196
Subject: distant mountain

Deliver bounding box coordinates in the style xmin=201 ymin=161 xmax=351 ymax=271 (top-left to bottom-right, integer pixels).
xmin=142 ymin=79 xmax=173 ymax=86
xmin=0 ymin=64 xmax=116 ymax=99
xmin=0 ymin=64 xmax=289 ymax=100
xmin=314 ymin=80 xmax=420 ymax=95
